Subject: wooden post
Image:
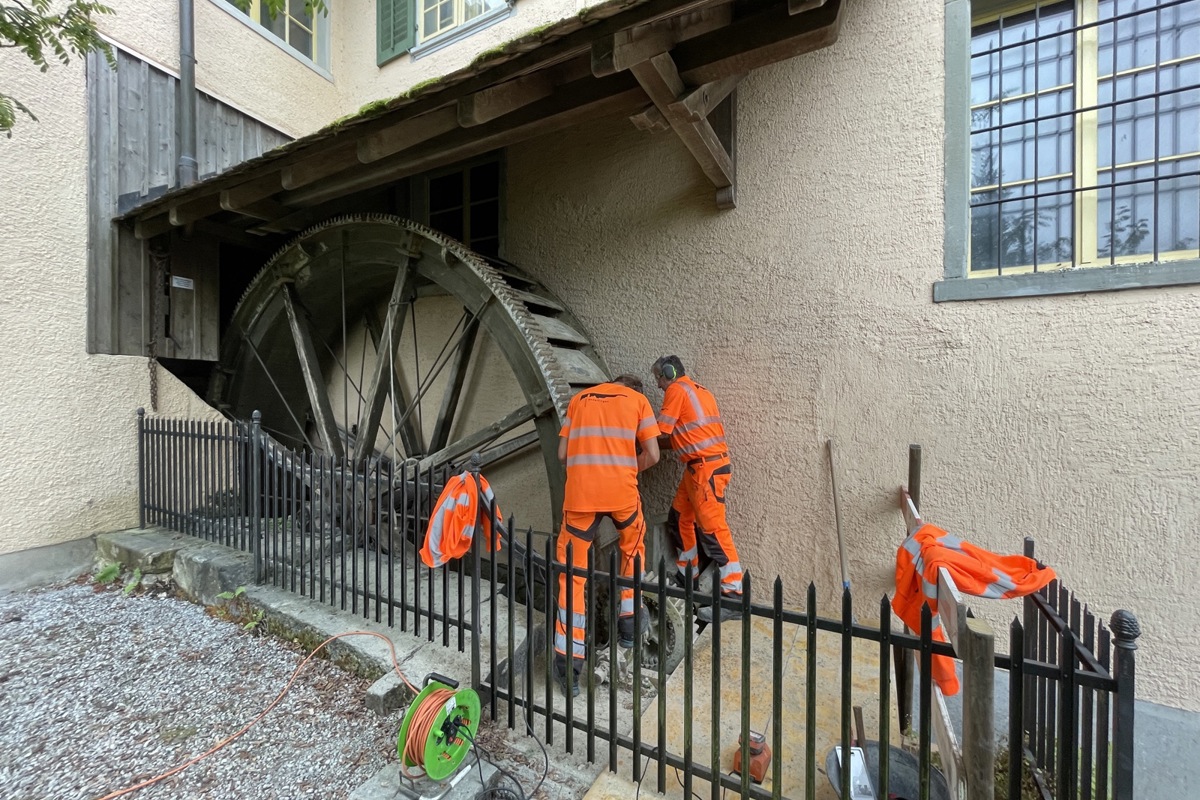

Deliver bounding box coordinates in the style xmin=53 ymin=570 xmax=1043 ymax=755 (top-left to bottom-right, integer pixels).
xmin=960 ymin=615 xmax=996 ymax=800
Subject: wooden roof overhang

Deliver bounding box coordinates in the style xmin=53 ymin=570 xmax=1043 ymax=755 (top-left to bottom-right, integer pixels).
xmin=121 ymin=0 xmax=842 ymax=242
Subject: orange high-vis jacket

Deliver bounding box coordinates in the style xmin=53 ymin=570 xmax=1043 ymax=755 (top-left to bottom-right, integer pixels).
xmin=559 ymin=382 xmax=659 ymax=512
xmin=420 ymin=472 xmax=503 ymax=569
xmin=656 ymin=376 xmax=727 ymax=461
xmin=892 ymin=523 xmax=1056 ymax=696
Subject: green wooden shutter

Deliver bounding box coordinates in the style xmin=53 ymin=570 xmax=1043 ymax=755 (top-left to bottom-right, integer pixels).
xmin=378 ymin=0 xmax=415 ymax=65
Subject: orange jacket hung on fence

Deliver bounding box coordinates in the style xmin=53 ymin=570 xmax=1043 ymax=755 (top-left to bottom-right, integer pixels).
xmin=559 ymin=382 xmax=660 ymax=512
xmin=656 ymin=376 xmax=727 ymax=462
xmin=420 ymin=471 xmax=503 ymax=569
xmin=892 ymin=522 xmax=1056 ymax=696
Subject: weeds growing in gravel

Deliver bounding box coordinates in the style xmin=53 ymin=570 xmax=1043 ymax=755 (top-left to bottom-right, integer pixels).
xmin=211 ymin=586 xmax=265 ymax=632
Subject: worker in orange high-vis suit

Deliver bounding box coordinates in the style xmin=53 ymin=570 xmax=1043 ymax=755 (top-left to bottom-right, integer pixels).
xmin=652 ymin=355 xmax=742 ymax=623
xmin=554 ymin=374 xmax=660 ymax=698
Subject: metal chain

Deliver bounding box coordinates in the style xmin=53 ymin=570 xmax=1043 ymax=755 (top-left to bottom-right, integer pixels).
xmin=148 ymin=246 xmax=167 ymax=413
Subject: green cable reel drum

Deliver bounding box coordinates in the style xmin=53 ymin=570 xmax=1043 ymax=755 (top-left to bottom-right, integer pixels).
xmin=396 ymin=673 xmax=482 ymax=782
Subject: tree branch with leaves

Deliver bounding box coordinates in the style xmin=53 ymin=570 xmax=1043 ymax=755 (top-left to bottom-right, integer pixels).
xmin=1 ymin=0 xmax=327 ymax=138
xmin=0 ymin=1 xmax=114 ymax=136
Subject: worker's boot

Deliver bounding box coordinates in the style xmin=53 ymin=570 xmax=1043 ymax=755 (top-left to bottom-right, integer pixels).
xmin=617 ymin=606 xmax=651 ymax=648
xmin=554 ymin=664 xmax=581 ymax=698
xmin=696 ymin=597 xmax=740 ymax=623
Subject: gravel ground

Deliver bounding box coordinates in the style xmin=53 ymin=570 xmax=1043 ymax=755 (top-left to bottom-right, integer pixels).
xmin=0 ymin=578 xmax=399 ymax=800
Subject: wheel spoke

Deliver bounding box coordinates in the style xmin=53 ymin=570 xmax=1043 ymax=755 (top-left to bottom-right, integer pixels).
xmin=476 ymin=430 xmax=539 ymax=469
xmin=414 ymin=404 xmax=538 ymax=474
xmin=243 ymin=334 xmax=316 ymax=451
xmin=354 ymin=261 xmax=416 ymax=463
xmin=429 ymin=314 xmax=480 ymax=453
xmin=281 ymin=284 xmax=344 ymax=457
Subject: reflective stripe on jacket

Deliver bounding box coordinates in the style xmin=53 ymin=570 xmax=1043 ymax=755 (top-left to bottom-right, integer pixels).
xmin=560 ymin=382 xmax=659 ymax=512
xmin=657 ymin=376 xmax=727 ymax=461
xmin=420 ymin=471 xmax=503 ymax=568
xmin=892 ymin=522 xmax=1056 ymax=696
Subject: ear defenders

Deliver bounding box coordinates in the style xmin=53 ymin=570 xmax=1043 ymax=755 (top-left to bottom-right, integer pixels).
xmin=660 ymin=362 xmax=678 ymax=381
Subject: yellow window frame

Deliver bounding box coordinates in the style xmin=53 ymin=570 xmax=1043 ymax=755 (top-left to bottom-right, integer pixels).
xmin=969 ymin=0 xmax=1200 ymax=275
xmin=419 ymin=0 xmax=491 ymax=42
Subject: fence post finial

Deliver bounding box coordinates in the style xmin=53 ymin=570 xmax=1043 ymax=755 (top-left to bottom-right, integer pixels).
xmin=1111 ymin=610 xmax=1141 ymax=649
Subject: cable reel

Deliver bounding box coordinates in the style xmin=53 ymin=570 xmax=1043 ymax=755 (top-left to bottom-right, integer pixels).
xmin=397 ymin=673 xmax=482 ymax=782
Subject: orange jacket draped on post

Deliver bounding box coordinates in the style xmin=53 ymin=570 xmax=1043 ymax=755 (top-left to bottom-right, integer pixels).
xmin=420 ymin=471 xmax=503 ymax=568
xmin=892 ymin=522 xmax=1056 ymax=696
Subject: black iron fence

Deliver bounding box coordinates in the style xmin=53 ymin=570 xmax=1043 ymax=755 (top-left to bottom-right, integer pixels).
xmin=137 ymin=410 xmax=1139 ymax=800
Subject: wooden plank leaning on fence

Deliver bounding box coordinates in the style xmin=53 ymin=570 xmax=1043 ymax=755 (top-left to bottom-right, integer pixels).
xmin=900 ymin=487 xmax=996 ymax=800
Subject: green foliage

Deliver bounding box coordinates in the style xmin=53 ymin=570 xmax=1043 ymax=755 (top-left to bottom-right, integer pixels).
xmin=122 ymin=567 xmax=143 ymax=596
xmin=210 ymin=585 xmax=262 ymax=632
xmin=94 ymin=561 xmax=121 ymax=585
xmin=0 ymin=1 xmax=115 ymax=136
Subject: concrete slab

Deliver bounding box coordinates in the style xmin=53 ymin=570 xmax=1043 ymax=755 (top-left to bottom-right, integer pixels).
xmin=584 ymin=770 xmax=667 ymax=799
xmin=349 ymin=754 xmax=498 ymax=800
xmin=0 ymin=535 xmax=96 ymax=595
xmin=609 ymin=618 xmax=895 ymax=799
xmin=95 ymin=527 xmax=192 ymax=574
xmin=172 ymin=542 xmax=256 ymax=605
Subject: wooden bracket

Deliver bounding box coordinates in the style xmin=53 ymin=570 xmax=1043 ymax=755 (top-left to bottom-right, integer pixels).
xmin=631 ymin=53 xmax=738 ymax=208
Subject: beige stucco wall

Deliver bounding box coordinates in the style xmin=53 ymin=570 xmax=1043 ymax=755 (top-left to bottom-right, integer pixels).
xmin=504 ymin=0 xmax=1200 ymax=711
xmin=0 ymin=44 xmax=215 ymax=552
xmin=2 ymin=0 xmax=1195 ymax=714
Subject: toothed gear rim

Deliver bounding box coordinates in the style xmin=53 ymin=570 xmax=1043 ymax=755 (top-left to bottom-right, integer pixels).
xmin=208 ymin=214 xmax=611 ymax=518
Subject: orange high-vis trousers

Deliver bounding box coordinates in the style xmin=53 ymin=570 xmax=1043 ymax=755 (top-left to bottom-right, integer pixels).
xmin=553 ymin=502 xmax=646 ymax=677
xmin=669 ymin=457 xmax=742 ymax=596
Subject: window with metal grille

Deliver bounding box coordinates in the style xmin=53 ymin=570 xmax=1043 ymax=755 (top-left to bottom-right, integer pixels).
xmin=968 ymin=0 xmax=1199 ymax=277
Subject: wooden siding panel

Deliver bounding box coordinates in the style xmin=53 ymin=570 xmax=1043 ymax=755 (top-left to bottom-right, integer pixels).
xmin=87 ymin=46 xmax=291 ymax=356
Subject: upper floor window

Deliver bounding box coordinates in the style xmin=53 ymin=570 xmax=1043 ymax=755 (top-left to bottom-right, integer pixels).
xmin=221 ymin=0 xmax=330 ymax=71
xmin=939 ymin=0 xmax=1200 ymax=300
xmin=378 ymin=0 xmax=512 ymax=64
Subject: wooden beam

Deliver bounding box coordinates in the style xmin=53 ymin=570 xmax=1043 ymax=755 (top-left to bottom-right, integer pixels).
xmin=458 ymin=72 xmax=555 ymax=127
xmin=416 ymin=404 xmax=538 ymax=474
xmin=282 ymin=76 xmax=646 ymax=208
xmin=630 ymin=104 xmax=670 ymax=133
xmin=134 ymin=214 xmax=173 ymax=240
xmin=631 ymin=53 xmax=735 ymax=197
xmin=674 ymin=0 xmax=842 ymax=85
xmin=219 ymin=193 xmax=288 ymax=221
xmin=429 ymin=317 xmax=480 ymax=452
xmin=357 ymin=106 xmax=460 ymax=165
xmin=788 ymin=0 xmax=828 ymax=15
xmin=168 ymin=194 xmax=223 ymax=227
xmin=280 ymin=142 xmax=360 ymax=190
xmin=591 ymin=5 xmax=733 ymax=77
xmin=281 ymin=283 xmax=344 ymax=458
xmin=353 ymin=258 xmax=416 ymax=463
xmin=363 ymin=304 xmax=425 ymax=458
xmin=711 ymin=89 xmax=737 ymax=209
xmin=218 ymin=172 xmax=282 ymax=209
xmin=191 ymin=219 xmax=276 ymax=252
xmin=668 ymin=73 xmax=743 ymax=123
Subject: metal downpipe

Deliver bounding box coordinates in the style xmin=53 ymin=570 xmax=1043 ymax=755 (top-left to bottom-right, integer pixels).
xmin=177 ymin=0 xmax=198 ymax=186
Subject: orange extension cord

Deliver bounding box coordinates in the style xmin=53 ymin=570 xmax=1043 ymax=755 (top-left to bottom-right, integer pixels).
xmin=97 ymin=630 xmax=423 ymax=800
xmin=399 ymin=687 xmax=459 ymax=776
